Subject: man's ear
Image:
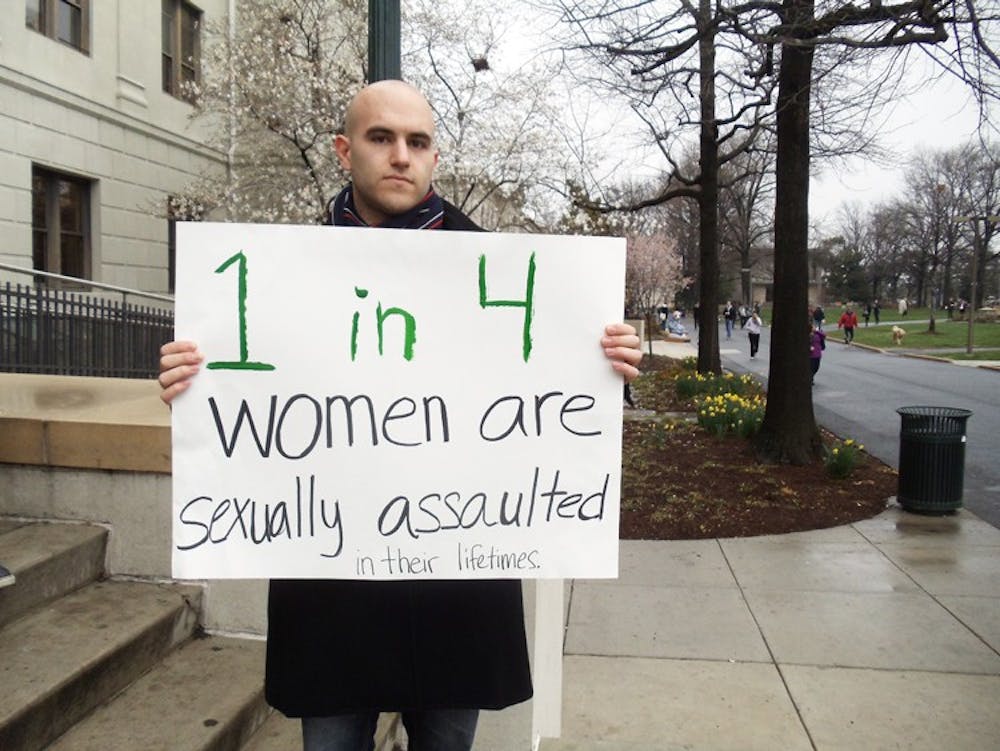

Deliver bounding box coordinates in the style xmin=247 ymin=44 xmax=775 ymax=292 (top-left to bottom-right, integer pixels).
xmin=334 ymin=134 xmax=352 ymax=171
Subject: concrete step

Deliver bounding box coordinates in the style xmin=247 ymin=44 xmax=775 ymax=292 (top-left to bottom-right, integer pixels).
xmin=48 ymin=635 xmax=268 ymax=751
xmin=0 ymin=519 xmax=107 ymax=629
xmin=240 ymin=710 xmax=301 ymax=751
xmin=0 ymin=578 xmax=201 ymax=751
xmin=0 ymin=518 xmax=27 ymax=535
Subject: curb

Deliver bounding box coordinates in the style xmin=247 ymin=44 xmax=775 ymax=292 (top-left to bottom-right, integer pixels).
xmin=849 ymin=342 xmax=885 ymax=354
xmin=902 ymin=352 xmax=954 ymax=364
xmin=840 ymin=340 xmax=1000 ymax=370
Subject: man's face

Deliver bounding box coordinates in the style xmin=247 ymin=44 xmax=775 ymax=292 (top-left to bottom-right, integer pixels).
xmin=335 ymin=84 xmax=439 ymax=225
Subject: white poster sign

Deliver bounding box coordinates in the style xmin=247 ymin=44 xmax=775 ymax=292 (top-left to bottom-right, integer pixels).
xmin=171 ymin=222 xmax=625 ymax=580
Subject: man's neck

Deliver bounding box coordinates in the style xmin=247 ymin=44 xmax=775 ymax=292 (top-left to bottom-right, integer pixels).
xmin=351 ymin=194 xmax=388 ymax=226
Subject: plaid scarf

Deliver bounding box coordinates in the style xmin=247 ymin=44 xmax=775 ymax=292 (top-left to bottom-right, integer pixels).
xmin=328 ymin=183 xmax=445 ymax=230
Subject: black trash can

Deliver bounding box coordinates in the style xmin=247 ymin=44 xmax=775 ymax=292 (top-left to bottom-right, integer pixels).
xmin=896 ymin=406 xmax=973 ymax=514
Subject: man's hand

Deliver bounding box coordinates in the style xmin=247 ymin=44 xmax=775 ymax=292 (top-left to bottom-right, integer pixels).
xmin=602 ymin=323 xmax=642 ymax=383
xmin=158 ymin=340 xmax=203 ymax=405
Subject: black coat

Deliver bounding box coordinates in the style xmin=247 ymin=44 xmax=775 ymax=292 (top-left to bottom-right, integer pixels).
xmin=265 ymin=200 xmax=533 ymax=717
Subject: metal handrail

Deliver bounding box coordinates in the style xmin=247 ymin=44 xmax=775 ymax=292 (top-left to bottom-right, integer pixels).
xmin=0 ymin=262 xmax=174 ymax=306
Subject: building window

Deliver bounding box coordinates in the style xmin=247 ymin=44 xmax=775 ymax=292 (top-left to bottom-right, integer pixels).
xmin=26 ymin=0 xmax=90 ymax=54
xmin=162 ymin=0 xmax=201 ymax=102
xmin=32 ymin=167 xmax=92 ymax=280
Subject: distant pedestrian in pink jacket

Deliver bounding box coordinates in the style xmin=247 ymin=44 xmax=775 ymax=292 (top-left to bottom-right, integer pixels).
xmin=809 ymin=323 xmax=826 ymax=385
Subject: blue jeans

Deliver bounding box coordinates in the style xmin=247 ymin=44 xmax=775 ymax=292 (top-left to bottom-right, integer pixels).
xmin=302 ymin=710 xmax=479 ymax=751
xmin=724 ymin=318 xmax=733 ymax=338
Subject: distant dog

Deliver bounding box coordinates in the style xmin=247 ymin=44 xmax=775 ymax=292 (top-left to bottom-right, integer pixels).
xmin=891 ymin=325 xmax=906 ymax=346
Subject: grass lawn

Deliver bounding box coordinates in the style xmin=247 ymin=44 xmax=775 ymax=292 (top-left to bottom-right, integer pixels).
xmin=849 ymin=318 xmax=1000 ymax=350
xmin=826 ymin=305 xmax=933 ymax=323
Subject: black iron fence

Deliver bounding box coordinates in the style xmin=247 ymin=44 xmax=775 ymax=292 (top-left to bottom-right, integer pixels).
xmin=0 ymin=282 xmax=174 ymax=379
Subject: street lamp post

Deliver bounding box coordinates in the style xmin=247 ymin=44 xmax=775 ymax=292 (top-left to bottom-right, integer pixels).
xmin=952 ymin=214 xmax=999 ymax=355
xmin=368 ymin=0 xmax=401 ymax=83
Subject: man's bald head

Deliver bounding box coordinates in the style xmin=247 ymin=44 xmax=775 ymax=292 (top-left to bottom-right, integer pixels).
xmin=343 ymin=80 xmax=436 ymax=139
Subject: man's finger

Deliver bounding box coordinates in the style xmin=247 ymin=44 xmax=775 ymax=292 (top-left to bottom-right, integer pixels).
xmin=159 ymin=349 xmax=203 ymax=373
xmin=610 ymin=359 xmax=640 ymax=383
xmin=159 ymin=378 xmax=192 ymax=405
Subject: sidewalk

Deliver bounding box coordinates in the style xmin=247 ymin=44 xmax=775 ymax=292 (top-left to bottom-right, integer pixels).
xmin=644 ymin=337 xmax=698 ymax=359
xmin=539 ymin=337 xmax=1000 ymax=749
xmin=545 ymin=507 xmax=1000 ymax=750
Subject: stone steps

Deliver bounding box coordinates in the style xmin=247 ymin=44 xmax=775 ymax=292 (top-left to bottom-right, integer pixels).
xmin=0 ymin=520 xmax=106 ymax=629
xmin=48 ymin=635 xmax=269 ymax=751
xmin=0 ymin=576 xmax=202 ymax=750
xmin=240 ymin=711 xmax=303 ymax=751
xmin=0 ymin=519 xmax=279 ymax=751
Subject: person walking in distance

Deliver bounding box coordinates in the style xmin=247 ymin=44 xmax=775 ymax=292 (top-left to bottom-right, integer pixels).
xmin=873 ymin=299 xmax=881 ymax=324
xmin=811 ymin=304 xmax=825 ymax=332
xmin=838 ymin=306 xmax=858 ymax=344
xmin=157 ymin=80 xmax=643 ymax=751
xmin=723 ymin=300 xmax=736 ymax=339
xmin=746 ymin=308 xmax=762 ymax=358
xmin=809 ymin=322 xmax=826 ymax=385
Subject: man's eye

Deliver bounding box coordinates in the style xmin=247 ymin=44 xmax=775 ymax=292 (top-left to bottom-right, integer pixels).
xmin=409 ymin=139 xmax=429 ymax=149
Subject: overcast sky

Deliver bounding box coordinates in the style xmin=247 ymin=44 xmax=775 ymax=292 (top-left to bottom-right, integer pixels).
xmin=809 ymin=64 xmax=988 ymax=228
xmin=494 ymin=3 xmax=993 ymax=230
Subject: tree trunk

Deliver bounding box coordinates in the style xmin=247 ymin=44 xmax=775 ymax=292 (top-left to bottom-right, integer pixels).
xmin=696 ymin=0 xmax=721 ymax=374
xmin=943 ymin=250 xmax=954 ymax=304
xmin=975 ymin=237 xmax=988 ymax=309
xmin=754 ymin=0 xmax=821 ymax=464
xmin=741 ymin=250 xmax=752 ymax=306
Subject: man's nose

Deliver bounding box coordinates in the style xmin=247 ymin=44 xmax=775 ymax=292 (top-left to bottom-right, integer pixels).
xmin=389 ymin=138 xmax=410 ymax=166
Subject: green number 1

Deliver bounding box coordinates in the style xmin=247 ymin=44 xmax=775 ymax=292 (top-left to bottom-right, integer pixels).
xmin=206 ymin=251 xmax=276 ymax=371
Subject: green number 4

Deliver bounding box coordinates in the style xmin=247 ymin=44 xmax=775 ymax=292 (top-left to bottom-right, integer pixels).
xmin=478 ymin=253 xmax=536 ymax=362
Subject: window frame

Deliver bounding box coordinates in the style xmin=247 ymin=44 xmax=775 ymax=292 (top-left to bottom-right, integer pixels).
xmin=162 ymin=0 xmax=202 ymax=103
xmin=31 ymin=166 xmax=93 ymax=283
xmin=25 ymin=0 xmax=91 ymax=55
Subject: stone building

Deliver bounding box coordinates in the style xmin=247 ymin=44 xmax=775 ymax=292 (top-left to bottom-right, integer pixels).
xmin=1 ymin=1 xmax=230 ymax=294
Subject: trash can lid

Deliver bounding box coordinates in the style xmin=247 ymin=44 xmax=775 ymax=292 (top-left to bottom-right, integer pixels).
xmin=897 ymin=406 xmax=973 ymax=418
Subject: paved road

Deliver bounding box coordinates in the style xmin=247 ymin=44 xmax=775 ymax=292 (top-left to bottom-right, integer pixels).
xmin=705 ymin=322 xmax=1000 ymax=528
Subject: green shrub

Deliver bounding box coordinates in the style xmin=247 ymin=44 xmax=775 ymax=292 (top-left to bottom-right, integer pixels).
xmin=695 ymin=392 xmax=766 ymax=438
xmin=639 ymin=419 xmax=691 ymax=449
xmin=825 ymin=438 xmax=865 ymax=479
xmin=675 ymin=371 xmax=760 ymax=400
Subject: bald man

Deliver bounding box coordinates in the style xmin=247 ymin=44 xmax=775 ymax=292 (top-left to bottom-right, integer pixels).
xmin=160 ymin=80 xmax=641 ymax=751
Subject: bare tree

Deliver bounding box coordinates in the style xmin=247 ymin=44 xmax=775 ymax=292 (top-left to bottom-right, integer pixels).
xmin=949 ymin=141 xmax=1000 ymax=307
xmin=824 ymin=141 xmax=998 ymax=330
xmin=550 ymin=0 xmax=778 ymax=375
xmin=404 ymin=0 xmax=568 ymax=231
xmin=734 ymin=0 xmax=1000 ymax=463
xmin=174 ymin=0 xmax=367 ymax=224
xmin=550 ymin=0 xmax=996 ymax=461
xmin=718 ymin=141 xmax=776 ymax=303
xmin=858 ymin=202 xmax=904 ymax=301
